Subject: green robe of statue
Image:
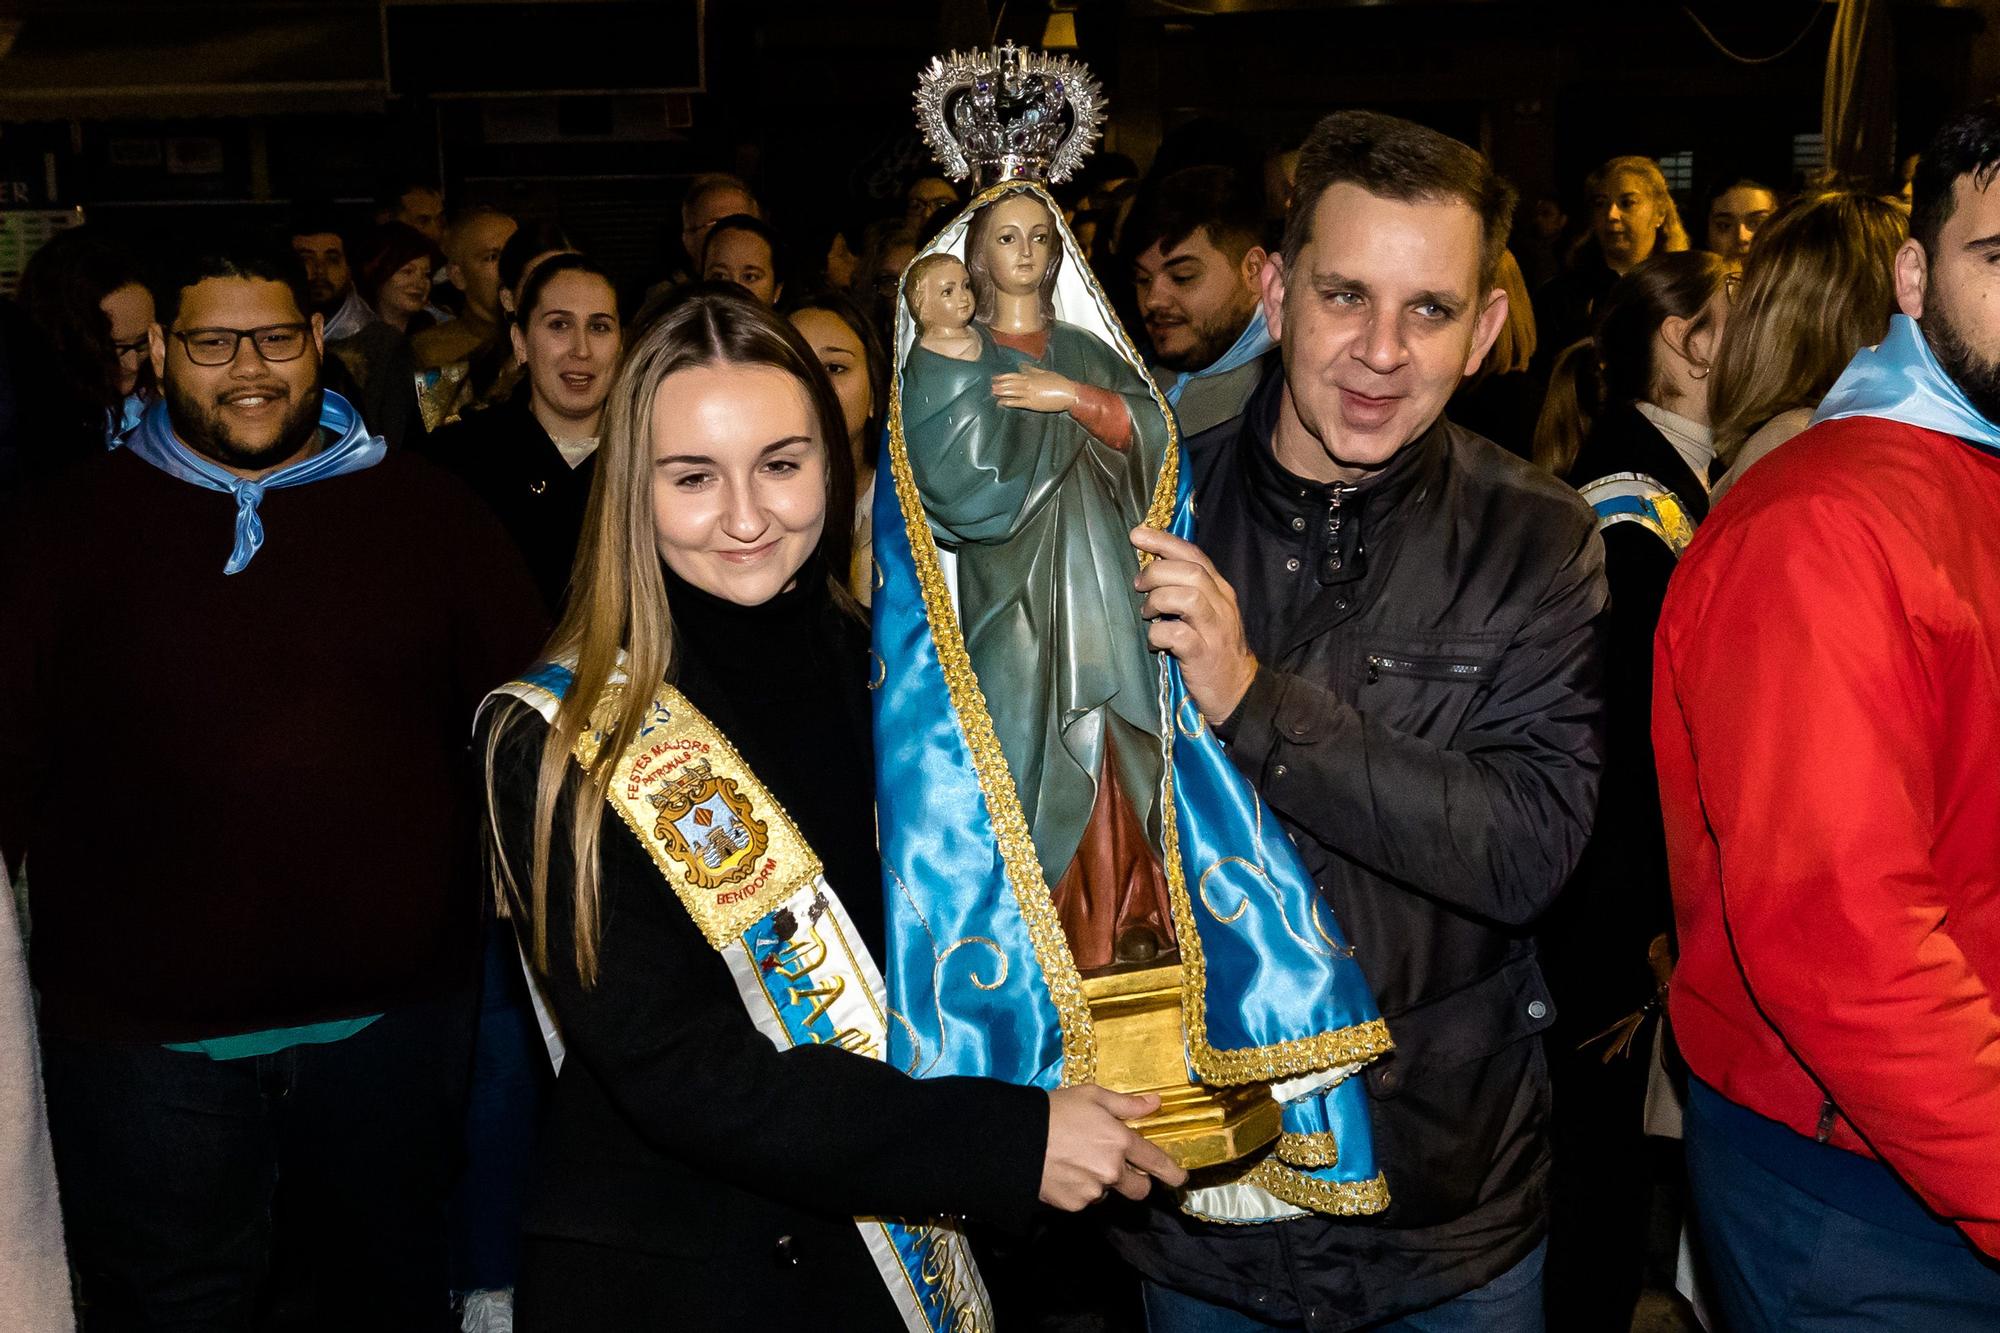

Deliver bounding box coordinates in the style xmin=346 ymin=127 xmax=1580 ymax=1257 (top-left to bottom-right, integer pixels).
xmin=901 ymin=320 xmax=1172 ymax=897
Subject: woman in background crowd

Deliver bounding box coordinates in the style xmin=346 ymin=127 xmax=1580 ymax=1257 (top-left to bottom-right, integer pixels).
xmin=1708 ymin=190 xmax=1907 ymax=501
xmin=1538 ymin=155 xmax=1690 ymax=362
xmin=359 ymin=221 xmax=445 ymax=338
xmin=786 ymin=289 xmax=887 ymax=604
xmin=15 ymin=228 xmax=155 ymax=458
xmin=1534 ymin=249 xmax=1733 ymax=1333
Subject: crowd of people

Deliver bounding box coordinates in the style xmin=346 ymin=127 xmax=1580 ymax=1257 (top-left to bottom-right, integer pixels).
xmin=0 ymin=84 xmax=1996 ymax=1333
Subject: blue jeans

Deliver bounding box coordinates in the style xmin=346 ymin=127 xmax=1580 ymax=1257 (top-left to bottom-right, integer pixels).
xmin=1686 ymin=1081 xmax=2000 ymax=1332
xmin=1143 ymin=1238 xmax=1547 ymax=1332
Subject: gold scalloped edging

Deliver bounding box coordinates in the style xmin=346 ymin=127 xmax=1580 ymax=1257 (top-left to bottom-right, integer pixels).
xmin=1245 ymin=1160 xmax=1392 ymax=1217
xmin=1274 ymin=1131 xmax=1342 ymax=1169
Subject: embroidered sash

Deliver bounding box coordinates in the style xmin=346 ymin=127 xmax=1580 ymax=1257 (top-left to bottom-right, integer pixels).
xmin=1578 ymin=471 xmax=1697 ymax=556
xmin=488 ymin=665 xmax=993 ymax=1333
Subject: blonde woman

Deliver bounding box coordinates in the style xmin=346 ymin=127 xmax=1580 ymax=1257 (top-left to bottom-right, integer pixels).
xmin=478 ymin=288 xmax=1181 ymax=1329
xmin=1708 ymin=190 xmax=1907 ymax=501
xmin=1538 ymin=156 xmax=1691 ymax=361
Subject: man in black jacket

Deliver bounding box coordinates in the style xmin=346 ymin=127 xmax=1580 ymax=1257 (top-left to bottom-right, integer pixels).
xmin=1122 ymin=111 xmax=1608 ymax=1330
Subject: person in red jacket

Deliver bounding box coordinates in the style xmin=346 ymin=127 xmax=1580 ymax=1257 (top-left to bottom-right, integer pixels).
xmin=1654 ymin=101 xmax=2000 ymax=1331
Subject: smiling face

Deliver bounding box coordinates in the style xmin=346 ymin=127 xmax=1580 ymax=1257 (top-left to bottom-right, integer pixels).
xmin=1261 ymin=182 xmax=1506 ymax=482
xmin=156 ymin=276 xmax=325 ymax=476
xmin=651 ymin=362 xmax=829 ymax=606
xmin=1133 ymin=228 xmax=1263 ymax=372
xmin=978 ymin=193 xmax=1057 ymax=298
xmin=512 ymin=269 xmax=622 ymax=436
xmin=379 ymin=257 xmax=432 ymax=321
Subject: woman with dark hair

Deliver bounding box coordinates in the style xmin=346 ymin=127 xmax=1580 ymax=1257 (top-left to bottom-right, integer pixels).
xmin=1531 ymin=249 xmax=1732 ymax=1333
xmin=477 ymin=287 xmax=1180 ymax=1329
xmin=15 ymin=228 xmax=155 ymax=460
xmin=428 ymin=252 xmax=620 ymax=613
xmin=357 ymin=221 xmax=445 ymax=337
xmin=785 ymin=288 xmax=887 ymax=603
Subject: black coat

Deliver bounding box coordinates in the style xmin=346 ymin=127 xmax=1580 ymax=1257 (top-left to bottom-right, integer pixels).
xmin=482 ymin=578 xmax=1047 ymax=1330
xmin=426 ymin=389 xmax=594 ymax=615
xmin=1109 ymin=367 xmax=1609 ymax=1330
xmin=1541 ymin=404 xmax=1709 ymax=1040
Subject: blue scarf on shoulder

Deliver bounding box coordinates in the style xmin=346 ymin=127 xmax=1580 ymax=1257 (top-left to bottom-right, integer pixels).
xmin=124 ymin=389 xmax=386 ymax=574
xmin=1162 ymin=312 xmax=1276 ymax=408
xmin=1812 ymin=313 xmax=2000 ymax=453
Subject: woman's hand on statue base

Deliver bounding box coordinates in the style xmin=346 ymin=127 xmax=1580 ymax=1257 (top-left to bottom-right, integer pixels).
xmin=1130 ymin=526 xmax=1260 ymax=725
xmin=991 ymin=367 xmax=1081 ymax=414
xmin=1040 ymin=1085 xmax=1188 ymax=1210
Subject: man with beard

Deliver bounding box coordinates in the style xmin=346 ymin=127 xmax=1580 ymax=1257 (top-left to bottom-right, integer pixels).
xmin=1655 ymin=101 xmax=2000 ymax=1328
xmin=0 ymin=236 xmax=543 ymax=1329
xmin=290 ymin=209 xmax=422 ymax=447
xmin=1128 ymin=165 xmax=1275 ymax=436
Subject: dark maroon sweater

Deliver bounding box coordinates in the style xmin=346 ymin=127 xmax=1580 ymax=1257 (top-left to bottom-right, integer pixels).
xmin=0 ymin=445 xmax=546 ymax=1042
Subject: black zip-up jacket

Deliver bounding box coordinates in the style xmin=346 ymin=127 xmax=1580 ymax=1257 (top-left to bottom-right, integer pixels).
xmin=1109 ymin=366 xmax=1609 ymax=1331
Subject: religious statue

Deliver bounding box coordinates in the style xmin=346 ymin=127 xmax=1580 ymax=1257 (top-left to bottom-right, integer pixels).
xmin=900 ymin=193 xmax=1177 ymax=973
xmin=872 ymin=44 xmax=1394 ymax=1223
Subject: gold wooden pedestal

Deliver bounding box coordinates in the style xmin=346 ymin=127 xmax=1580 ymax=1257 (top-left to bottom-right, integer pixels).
xmin=1080 ymin=962 xmax=1280 ymax=1170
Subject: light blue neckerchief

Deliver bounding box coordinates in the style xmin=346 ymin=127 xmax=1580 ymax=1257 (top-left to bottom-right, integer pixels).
xmin=1162 ymin=310 xmax=1276 ymax=408
xmin=1812 ymin=313 xmax=2000 ymax=454
xmin=104 ymin=391 xmax=146 ymax=448
xmin=123 ymin=389 xmax=387 ymax=574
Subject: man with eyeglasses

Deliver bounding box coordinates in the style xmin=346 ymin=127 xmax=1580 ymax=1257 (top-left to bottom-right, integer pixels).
xmin=0 ymin=233 xmax=544 ymax=1328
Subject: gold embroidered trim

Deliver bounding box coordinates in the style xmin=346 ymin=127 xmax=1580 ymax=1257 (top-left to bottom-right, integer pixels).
xmin=1274 ymin=1131 xmax=1342 ymax=1169
xmin=579 ymin=680 xmax=822 ymax=952
xmin=1244 ymin=1160 xmax=1392 ymax=1217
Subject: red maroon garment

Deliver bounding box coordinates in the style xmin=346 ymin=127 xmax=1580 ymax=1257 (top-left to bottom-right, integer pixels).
xmin=1655 ymin=415 xmax=2000 ymax=1257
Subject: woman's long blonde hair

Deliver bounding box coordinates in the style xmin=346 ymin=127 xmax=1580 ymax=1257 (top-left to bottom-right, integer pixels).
xmin=484 ymin=286 xmax=858 ymax=986
xmin=1709 ymin=190 xmax=1906 ymax=460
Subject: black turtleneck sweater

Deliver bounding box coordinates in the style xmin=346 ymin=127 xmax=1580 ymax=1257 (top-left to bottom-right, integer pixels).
xmin=480 ymin=563 xmax=1043 ymax=1316
xmin=660 ymin=561 xmax=884 ymax=951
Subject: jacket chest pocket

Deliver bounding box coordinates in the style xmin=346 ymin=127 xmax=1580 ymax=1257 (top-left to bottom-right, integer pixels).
xmin=1358 ymin=644 xmax=1502 ymax=743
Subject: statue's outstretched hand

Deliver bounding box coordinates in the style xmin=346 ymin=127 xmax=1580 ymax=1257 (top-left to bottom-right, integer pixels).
xmin=991 ymin=367 xmax=1081 ymax=414
xmin=1039 ymin=1085 xmax=1188 ymax=1210
xmin=1131 ymin=526 xmax=1260 ymax=725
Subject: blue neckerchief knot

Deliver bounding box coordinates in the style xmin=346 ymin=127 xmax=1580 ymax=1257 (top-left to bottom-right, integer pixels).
xmin=123 ymin=389 xmax=387 ymax=574
xmin=1812 ymin=313 xmax=2000 ymax=455
xmin=1164 ymin=311 xmax=1276 ymax=408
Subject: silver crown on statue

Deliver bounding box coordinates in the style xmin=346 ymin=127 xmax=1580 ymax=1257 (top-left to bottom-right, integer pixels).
xmin=914 ymin=42 xmax=1107 ymax=190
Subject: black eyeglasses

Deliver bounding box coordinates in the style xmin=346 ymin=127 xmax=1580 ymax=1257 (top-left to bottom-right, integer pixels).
xmin=111 ymin=334 xmax=150 ymax=362
xmin=171 ymin=323 xmax=312 ymax=367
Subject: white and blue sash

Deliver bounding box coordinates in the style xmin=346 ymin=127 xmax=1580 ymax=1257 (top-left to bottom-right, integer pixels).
xmin=485 ymin=663 xmax=993 ymax=1333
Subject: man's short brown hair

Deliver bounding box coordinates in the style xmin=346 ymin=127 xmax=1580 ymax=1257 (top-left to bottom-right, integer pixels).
xmin=1282 ymin=110 xmax=1517 ymax=289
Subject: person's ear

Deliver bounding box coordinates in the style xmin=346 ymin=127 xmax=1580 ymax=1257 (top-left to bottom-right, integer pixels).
xmin=1659 ymin=312 xmax=1709 ymax=373
xmin=1895 ymin=238 xmax=1928 ymax=319
xmin=1258 ymin=253 xmax=1288 ymax=344
xmin=1463 ymin=287 xmax=1510 ymax=377
xmin=510 ymin=322 xmax=528 ymax=368
xmin=147 ymin=322 xmax=166 ymax=382
xmin=309 ymin=312 xmax=325 ymax=357
xmin=1240 ymin=245 xmax=1269 ymax=294
xmin=447 ymin=262 xmax=468 ymax=295
xmin=772 ymin=280 xmax=785 ymax=305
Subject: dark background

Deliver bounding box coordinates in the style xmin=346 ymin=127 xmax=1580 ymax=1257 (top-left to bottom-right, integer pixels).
xmin=0 ymin=0 xmax=1990 ymax=292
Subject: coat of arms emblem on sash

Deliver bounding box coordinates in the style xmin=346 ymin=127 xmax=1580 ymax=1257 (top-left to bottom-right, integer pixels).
xmin=648 ymin=759 xmax=769 ymax=890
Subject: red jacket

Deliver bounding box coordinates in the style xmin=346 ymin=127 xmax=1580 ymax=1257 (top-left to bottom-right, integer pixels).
xmin=1655 ymin=416 xmax=2000 ymax=1257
